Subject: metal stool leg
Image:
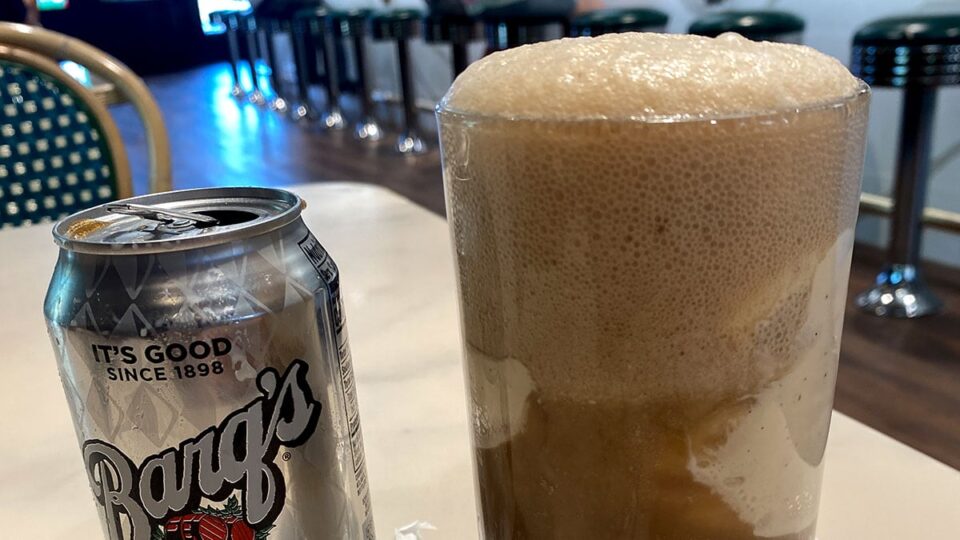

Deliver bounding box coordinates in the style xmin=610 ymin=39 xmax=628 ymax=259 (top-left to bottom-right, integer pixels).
xmin=452 ymin=43 xmax=469 ymax=77
xmin=856 ymin=85 xmax=942 ymax=317
xmin=318 ymin=22 xmax=345 ymax=130
xmin=353 ymin=32 xmax=382 ymax=141
xmin=509 ymin=24 xmax=524 ymax=49
xmin=262 ymin=20 xmax=288 ymax=112
xmin=224 ymin=14 xmax=245 ymax=97
xmin=290 ymin=18 xmax=315 ymax=120
xmin=396 ymin=38 xmax=426 ymax=154
xmin=243 ymin=15 xmax=266 ymax=105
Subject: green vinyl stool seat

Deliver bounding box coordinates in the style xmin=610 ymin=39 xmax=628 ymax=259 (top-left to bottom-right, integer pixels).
xmin=571 ymin=8 xmax=668 ymax=37
xmin=0 ymin=60 xmax=117 ymax=228
xmin=852 ymin=14 xmax=960 ymax=87
xmin=689 ymin=11 xmax=804 ymax=43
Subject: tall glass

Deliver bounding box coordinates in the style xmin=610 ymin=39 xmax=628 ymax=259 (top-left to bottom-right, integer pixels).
xmin=437 ymin=85 xmax=870 ymax=539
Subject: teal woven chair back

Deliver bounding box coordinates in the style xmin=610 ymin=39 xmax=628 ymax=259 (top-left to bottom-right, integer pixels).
xmin=0 ymin=59 xmax=118 ymax=228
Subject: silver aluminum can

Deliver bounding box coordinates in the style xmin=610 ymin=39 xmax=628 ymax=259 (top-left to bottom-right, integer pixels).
xmin=43 ymin=187 xmax=375 ymax=540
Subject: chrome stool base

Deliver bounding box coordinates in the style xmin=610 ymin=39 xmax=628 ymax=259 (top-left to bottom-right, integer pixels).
xmin=269 ymin=97 xmax=288 ymax=112
xmin=290 ymin=104 xmax=313 ymax=121
xmin=355 ymin=119 xmax=384 ymax=142
xmin=397 ymin=132 xmax=427 ymax=154
xmin=230 ymin=84 xmax=245 ymax=98
xmin=322 ymin=108 xmax=346 ymax=130
xmin=248 ymin=89 xmax=266 ymax=105
xmin=856 ymin=264 xmax=942 ymax=318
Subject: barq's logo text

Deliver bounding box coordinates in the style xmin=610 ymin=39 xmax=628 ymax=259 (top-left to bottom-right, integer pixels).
xmin=82 ymin=360 xmax=321 ymax=540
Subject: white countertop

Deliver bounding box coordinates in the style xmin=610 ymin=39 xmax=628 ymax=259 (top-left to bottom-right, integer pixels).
xmin=0 ymin=182 xmax=957 ymax=539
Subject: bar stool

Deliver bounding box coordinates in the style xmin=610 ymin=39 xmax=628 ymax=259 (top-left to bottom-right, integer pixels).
xmin=481 ymin=13 xmax=570 ymax=52
xmin=330 ymin=9 xmax=382 ymax=141
xmin=259 ymin=16 xmax=289 ymax=112
xmin=239 ymin=11 xmax=267 ymax=105
xmin=851 ymin=15 xmax=960 ymax=318
xmin=210 ymin=10 xmax=245 ymax=98
xmin=423 ymin=13 xmax=481 ymax=77
xmin=294 ymin=7 xmax=345 ymax=129
xmin=291 ymin=8 xmax=319 ymax=120
xmin=372 ymin=9 xmax=427 ymax=154
xmin=688 ymin=11 xmax=805 ymax=43
xmin=571 ymin=8 xmax=668 ymax=37
xmin=311 ymin=8 xmax=346 ymax=129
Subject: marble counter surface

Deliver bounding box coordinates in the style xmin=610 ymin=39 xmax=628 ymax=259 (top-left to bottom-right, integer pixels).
xmin=0 ymin=183 xmax=957 ymax=539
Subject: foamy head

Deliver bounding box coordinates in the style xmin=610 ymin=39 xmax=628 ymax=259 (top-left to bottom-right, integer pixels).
xmin=441 ymin=32 xmax=860 ymax=120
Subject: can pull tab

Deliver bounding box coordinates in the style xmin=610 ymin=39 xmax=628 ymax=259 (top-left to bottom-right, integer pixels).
xmin=105 ymin=203 xmax=219 ymax=229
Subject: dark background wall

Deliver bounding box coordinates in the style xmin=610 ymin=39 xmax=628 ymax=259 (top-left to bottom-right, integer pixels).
xmin=41 ymin=0 xmax=225 ymax=75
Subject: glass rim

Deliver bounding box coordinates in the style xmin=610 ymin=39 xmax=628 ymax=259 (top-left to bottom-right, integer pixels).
xmin=435 ymin=79 xmax=870 ymax=125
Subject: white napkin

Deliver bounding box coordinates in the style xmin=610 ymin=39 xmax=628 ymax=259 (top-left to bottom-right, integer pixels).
xmin=395 ymin=521 xmax=438 ymax=540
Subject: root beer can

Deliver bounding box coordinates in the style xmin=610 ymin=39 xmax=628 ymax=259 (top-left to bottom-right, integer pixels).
xmin=43 ymin=187 xmax=375 ymax=540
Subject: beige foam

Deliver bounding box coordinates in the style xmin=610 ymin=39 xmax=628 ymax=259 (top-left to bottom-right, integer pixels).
xmin=442 ymin=100 xmax=867 ymax=409
xmin=442 ymin=32 xmax=860 ymax=121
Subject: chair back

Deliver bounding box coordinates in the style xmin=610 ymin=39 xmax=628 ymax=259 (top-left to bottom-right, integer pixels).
xmin=0 ymin=45 xmax=129 ymax=228
xmin=0 ymin=22 xmax=170 ymax=194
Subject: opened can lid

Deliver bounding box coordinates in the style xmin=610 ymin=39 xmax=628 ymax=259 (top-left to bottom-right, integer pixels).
xmin=53 ymin=187 xmax=304 ymax=255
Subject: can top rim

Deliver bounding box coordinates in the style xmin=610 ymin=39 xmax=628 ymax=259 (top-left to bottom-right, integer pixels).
xmin=52 ymin=187 xmax=304 ymax=255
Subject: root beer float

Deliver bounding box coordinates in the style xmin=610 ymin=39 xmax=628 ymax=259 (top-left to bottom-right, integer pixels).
xmin=437 ymin=32 xmax=869 ymax=539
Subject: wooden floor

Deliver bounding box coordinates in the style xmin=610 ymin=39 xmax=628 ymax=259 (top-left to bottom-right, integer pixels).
xmin=116 ymin=65 xmax=446 ymax=214
xmin=116 ymin=64 xmax=960 ymax=469
xmin=839 ymin=249 xmax=960 ymax=469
